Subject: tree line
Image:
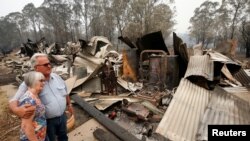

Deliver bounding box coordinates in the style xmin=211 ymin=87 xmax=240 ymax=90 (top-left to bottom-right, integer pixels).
xmin=1 ymin=0 xmax=249 ymax=57
xmin=189 ymin=0 xmax=250 ymax=56
xmin=0 ymin=0 xmax=174 ymax=53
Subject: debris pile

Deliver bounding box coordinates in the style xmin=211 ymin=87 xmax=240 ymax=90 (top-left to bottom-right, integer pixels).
xmin=2 ymin=31 xmax=250 ymax=141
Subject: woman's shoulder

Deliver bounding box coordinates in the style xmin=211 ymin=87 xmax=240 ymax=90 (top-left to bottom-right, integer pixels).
xmin=18 ymin=91 xmax=36 ymax=106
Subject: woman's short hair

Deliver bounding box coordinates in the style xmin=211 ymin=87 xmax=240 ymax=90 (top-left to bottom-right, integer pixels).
xmin=30 ymin=53 xmax=48 ymax=69
xmin=24 ymin=71 xmax=45 ymax=88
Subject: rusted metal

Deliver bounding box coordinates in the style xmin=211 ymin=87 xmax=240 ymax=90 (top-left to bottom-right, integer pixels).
xmin=166 ymin=55 xmax=179 ymax=89
xmin=148 ymin=56 xmax=163 ymax=85
xmin=133 ymin=94 xmax=158 ymax=105
xmin=139 ymin=50 xmax=167 ymax=91
xmin=99 ymin=59 xmax=117 ymax=95
xmin=133 ymin=92 xmax=162 ymax=106
xmin=123 ymin=103 xmax=150 ymax=121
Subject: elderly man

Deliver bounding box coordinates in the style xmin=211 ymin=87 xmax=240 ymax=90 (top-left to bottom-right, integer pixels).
xmin=9 ymin=53 xmax=73 ymax=141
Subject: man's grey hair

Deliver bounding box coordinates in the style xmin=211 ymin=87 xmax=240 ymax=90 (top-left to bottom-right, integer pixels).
xmin=23 ymin=71 xmax=45 ymax=88
xmin=30 ymin=53 xmax=48 ymax=69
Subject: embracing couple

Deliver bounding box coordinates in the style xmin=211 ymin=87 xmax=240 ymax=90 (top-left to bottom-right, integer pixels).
xmin=9 ymin=53 xmax=73 ymax=141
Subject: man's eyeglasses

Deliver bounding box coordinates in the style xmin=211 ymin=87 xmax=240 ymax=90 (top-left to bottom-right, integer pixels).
xmin=36 ymin=63 xmax=51 ymax=67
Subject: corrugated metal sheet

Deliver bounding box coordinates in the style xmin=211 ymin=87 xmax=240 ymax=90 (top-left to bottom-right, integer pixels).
xmin=223 ymin=86 xmax=250 ymax=104
xmin=86 ymin=36 xmax=112 ymax=56
xmin=245 ymin=69 xmax=250 ymax=77
xmin=192 ymin=43 xmax=203 ymax=56
xmin=223 ymin=86 xmax=249 ymax=94
xmin=187 ymin=48 xmax=194 ymax=56
xmin=196 ymin=87 xmax=250 ymax=140
xmin=207 ymin=51 xmax=241 ymax=74
xmin=184 ymin=55 xmax=214 ymax=81
xmin=208 ymin=51 xmax=238 ymax=65
xmin=234 ymin=69 xmax=250 ymax=86
xmin=155 ymin=79 xmax=211 ymax=141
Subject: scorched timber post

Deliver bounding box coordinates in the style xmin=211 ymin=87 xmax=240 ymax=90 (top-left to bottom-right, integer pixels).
xmin=71 ymin=94 xmax=141 ymax=141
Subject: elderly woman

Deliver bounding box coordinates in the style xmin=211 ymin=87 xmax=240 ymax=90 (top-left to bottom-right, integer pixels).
xmin=18 ymin=71 xmax=46 ymax=141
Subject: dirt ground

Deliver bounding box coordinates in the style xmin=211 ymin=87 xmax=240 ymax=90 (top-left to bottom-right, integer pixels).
xmin=0 ymin=51 xmax=249 ymax=140
xmin=0 ymin=54 xmax=20 ymax=141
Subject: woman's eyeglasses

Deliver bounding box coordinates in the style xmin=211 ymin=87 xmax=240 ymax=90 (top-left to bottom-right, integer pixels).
xmin=39 ymin=79 xmax=45 ymax=83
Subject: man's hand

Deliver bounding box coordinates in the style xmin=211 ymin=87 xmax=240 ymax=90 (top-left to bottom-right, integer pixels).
xmin=21 ymin=104 xmax=36 ymax=119
xmin=67 ymin=105 xmax=74 ymax=115
xmin=10 ymin=103 xmax=36 ymax=119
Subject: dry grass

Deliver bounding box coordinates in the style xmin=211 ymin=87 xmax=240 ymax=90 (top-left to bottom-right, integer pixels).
xmin=0 ymin=90 xmax=20 ymax=141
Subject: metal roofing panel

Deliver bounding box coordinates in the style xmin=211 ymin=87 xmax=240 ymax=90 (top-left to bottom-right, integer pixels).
xmin=155 ymin=79 xmax=211 ymax=141
xmin=208 ymin=51 xmax=237 ymax=64
xmin=223 ymin=86 xmax=249 ymax=94
xmin=196 ymin=87 xmax=250 ymax=140
xmin=86 ymin=36 xmax=112 ymax=56
xmin=186 ymin=48 xmax=194 ymax=56
xmin=234 ymin=69 xmax=250 ymax=86
xmin=207 ymin=51 xmax=241 ymax=74
xmin=184 ymin=55 xmax=214 ymax=81
xmin=223 ymin=87 xmax=250 ymax=104
xmin=245 ymin=69 xmax=250 ymax=77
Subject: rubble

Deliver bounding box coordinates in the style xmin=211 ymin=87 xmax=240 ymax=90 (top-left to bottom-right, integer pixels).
xmin=155 ymin=78 xmax=211 ymax=141
xmin=71 ymin=94 xmax=140 ymax=141
xmin=2 ymin=31 xmax=250 ymax=141
xmin=122 ymin=102 xmax=150 ymax=121
xmin=95 ymin=100 xmax=121 ymax=111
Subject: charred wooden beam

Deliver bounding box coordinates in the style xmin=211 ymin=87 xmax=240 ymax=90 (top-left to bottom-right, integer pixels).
xmin=93 ymin=128 xmax=121 ymax=141
xmin=71 ymin=94 xmax=140 ymax=141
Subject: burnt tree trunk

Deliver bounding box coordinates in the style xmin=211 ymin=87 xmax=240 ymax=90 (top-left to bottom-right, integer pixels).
xmin=246 ymin=41 xmax=250 ymax=58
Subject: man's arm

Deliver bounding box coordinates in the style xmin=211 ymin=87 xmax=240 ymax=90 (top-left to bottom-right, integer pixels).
xmin=9 ymin=82 xmax=35 ymax=118
xmin=66 ymin=95 xmax=73 ymax=114
xmin=9 ymin=100 xmax=35 ymax=118
xmin=62 ymin=74 xmax=74 ymax=114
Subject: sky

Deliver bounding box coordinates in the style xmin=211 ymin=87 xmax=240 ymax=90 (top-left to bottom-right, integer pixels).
xmin=174 ymin=0 xmax=220 ymax=34
xmin=0 ymin=0 xmax=220 ymax=34
xmin=0 ymin=0 xmax=43 ymax=16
